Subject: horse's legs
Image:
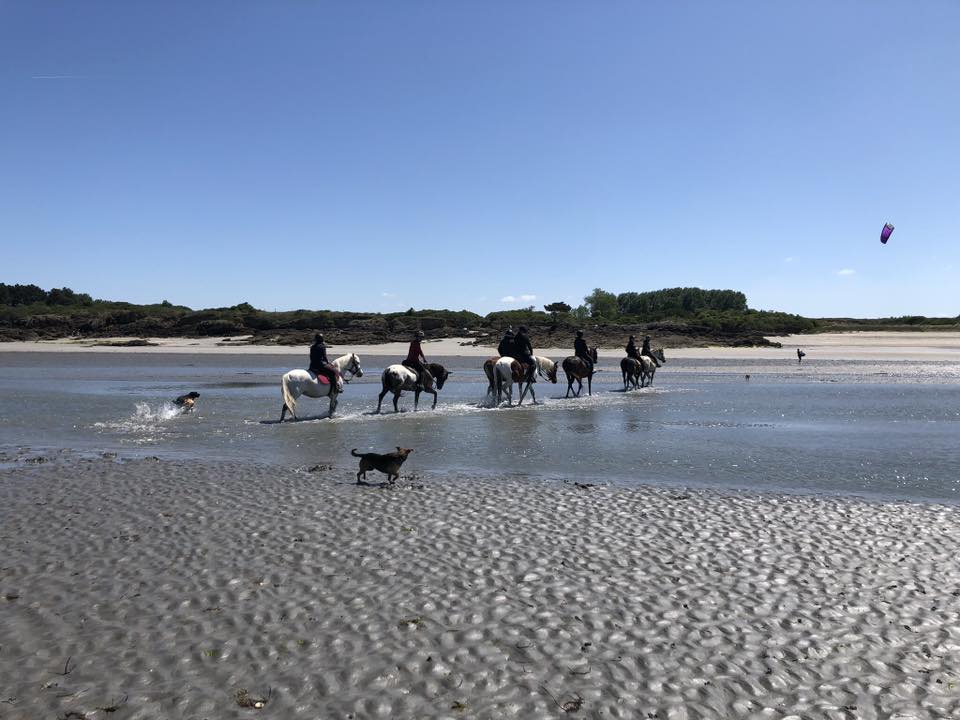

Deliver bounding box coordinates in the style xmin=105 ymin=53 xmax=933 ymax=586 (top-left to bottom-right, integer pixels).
xmin=393 ymin=391 xmax=401 ymax=413
xmin=376 ymin=385 xmax=390 ymax=414
xmin=587 ymin=374 xmax=593 ymax=396
xmin=565 ymin=374 xmax=573 ymax=398
xmin=428 ymin=387 xmax=438 ymax=409
xmin=414 ymin=389 xmax=421 ymax=411
xmin=328 ymin=392 xmax=338 ymax=418
xmin=280 ymin=404 xmax=287 ymax=422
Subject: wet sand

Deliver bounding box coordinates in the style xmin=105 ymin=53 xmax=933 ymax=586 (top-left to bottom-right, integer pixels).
xmin=2 ymin=454 xmax=959 ymax=719
xmin=2 ymin=331 xmax=960 ymax=361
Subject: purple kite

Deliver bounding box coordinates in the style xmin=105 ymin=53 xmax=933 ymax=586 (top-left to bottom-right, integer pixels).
xmin=880 ymin=222 xmax=894 ymax=244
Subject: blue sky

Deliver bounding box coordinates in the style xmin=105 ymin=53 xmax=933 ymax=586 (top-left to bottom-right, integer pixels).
xmin=2 ymin=1 xmax=958 ymax=317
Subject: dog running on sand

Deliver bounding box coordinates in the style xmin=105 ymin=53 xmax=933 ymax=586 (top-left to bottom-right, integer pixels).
xmin=173 ymin=391 xmax=200 ymax=411
xmin=351 ymin=447 xmax=413 ymax=484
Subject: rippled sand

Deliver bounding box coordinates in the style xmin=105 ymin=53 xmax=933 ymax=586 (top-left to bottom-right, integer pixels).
xmin=2 ymin=454 xmax=959 ymax=719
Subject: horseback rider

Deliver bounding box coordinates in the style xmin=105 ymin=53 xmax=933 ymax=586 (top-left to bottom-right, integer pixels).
xmin=497 ymin=327 xmax=515 ymax=358
xmin=575 ymin=330 xmax=594 ymax=374
xmin=309 ymin=333 xmax=340 ymax=387
xmin=625 ymin=334 xmax=642 ymax=361
xmin=641 ymin=334 xmax=661 ymax=367
xmin=403 ymin=330 xmax=433 ymax=392
xmin=513 ymin=325 xmax=536 ymax=381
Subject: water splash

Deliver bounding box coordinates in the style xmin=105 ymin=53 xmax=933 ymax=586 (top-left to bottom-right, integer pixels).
xmin=93 ymin=401 xmax=184 ymax=437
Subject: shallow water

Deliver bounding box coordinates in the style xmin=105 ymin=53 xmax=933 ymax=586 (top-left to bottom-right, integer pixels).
xmin=1 ymin=351 xmax=959 ymax=503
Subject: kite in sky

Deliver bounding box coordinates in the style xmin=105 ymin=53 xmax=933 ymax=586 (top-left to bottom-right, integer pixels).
xmin=880 ymin=222 xmax=894 ymax=244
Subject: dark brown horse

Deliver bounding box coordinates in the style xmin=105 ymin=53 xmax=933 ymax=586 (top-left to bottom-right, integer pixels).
xmin=376 ymin=362 xmax=450 ymax=413
xmin=562 ymin=347 xmax=598 ymax=397
xmin=620 ymin=357 xmax=642 ymax=390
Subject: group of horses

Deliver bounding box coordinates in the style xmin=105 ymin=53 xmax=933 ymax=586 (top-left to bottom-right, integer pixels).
xmin=277 ymin=347 xmax=666 ymax=421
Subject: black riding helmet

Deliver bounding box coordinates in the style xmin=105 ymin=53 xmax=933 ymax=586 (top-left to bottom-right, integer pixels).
xmin=415 ymin=330 xmax=425 ymax=339
xmin=314 ymin=333 xmax=323 ymax=342
xmin=576 ymin=330 xmax=584 ymax=338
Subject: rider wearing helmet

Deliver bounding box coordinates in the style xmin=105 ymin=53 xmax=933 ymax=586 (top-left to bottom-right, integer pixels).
xmin=309 ymin=333 xmax=339 ymax=387
xmin=575 ymin=330 xmax=593 ymax=374
xmin=641 ymin=334 xmax=661 ymax=367
xmin=497 ymin=327 xmax=515 ymax=358
xmin=403 ymin=330 xmax=433 ymax=392
xmin=513 ymin=325 xmax=536 ymax=381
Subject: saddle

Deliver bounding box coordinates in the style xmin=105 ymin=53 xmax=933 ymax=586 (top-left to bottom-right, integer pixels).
xmin=311 ymin=366 xmax=342 ymax=390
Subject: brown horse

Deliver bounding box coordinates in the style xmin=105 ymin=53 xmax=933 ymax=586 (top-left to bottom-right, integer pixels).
xmin=620 ymin=348 xmax=666 ymax=390
xmin=620 ymin=357 xmax=642 ymax=390
xmin=562 ymin=347 xmax=598 ymax=397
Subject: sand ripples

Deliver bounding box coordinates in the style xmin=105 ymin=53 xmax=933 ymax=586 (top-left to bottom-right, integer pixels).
xmin=2 ymin=457 xmax=959 ymax=718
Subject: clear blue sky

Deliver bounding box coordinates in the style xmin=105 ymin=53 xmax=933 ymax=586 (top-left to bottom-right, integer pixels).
xmin=2 ymin=1 xmax=958 ymax=317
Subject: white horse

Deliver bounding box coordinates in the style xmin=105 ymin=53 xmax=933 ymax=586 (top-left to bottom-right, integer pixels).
xmin=279 ymin=353 xmax=363 ymax=421
xmin=639 ymin=348 xmax=666 ymax=387
xmin=486 ymin=355 xmax=558 ymax=407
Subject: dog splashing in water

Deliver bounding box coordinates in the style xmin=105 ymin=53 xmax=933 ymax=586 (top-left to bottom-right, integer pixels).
xmin=173 ymin=392 xmax=200 ymax=412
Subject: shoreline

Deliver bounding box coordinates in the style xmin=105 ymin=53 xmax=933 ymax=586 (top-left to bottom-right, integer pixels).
xmin=1 ymin=330 xmax=959 ymax=360
xmin=2 ymin=455 xmax=958 ymax=718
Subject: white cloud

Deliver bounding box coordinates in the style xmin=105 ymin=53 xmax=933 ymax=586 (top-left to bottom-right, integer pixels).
xmin=836 ymin=268 xmax=856 ymax=276
xmin=500 ymin=293 xmax=537 ymax=304
xmin=784 ymin=256 xmax=794 ymax=263
xmin=381 ymin=291 xmax=395 ymax=297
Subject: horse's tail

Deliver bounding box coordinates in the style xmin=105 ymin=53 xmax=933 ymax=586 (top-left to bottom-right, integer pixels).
xmin=281 ymin=372 xmax=298 ymax=418
xmin=351 ymin=449 xmax=362 ymax=457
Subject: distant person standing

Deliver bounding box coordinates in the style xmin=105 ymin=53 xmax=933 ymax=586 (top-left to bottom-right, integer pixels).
xmin=309 ymin=334 xmax=338 ymax=386
xmin=797 ymin=348 xmax=806 ymax=364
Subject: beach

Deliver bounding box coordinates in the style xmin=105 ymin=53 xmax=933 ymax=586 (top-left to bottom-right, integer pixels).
xmin=2 ymin=331 xmax=960 ymax=361
xmin=2 ymin=454 xmax=959 ymax=719
xmin=2 ymin=333 xmax=960 ymax=718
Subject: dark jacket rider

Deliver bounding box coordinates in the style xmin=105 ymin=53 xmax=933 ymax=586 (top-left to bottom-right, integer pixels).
xmin=641 ymin=335 xmax=661 ymax=367
xmin=309 ymin=334 xmax=338 ymax=386
xmin=497 ymin=328 xmax=515 ymax=358
xmin=513 ymin=326 xmax=535 ymax=380
xmin=626 ymin=335 xmax=641 ymax=360
xmin=575 ymin=330 xmax=593 ymax=373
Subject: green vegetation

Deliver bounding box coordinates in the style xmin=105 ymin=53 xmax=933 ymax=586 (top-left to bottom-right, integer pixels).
xmin=1 ymin=282 xmax=955 ymax=347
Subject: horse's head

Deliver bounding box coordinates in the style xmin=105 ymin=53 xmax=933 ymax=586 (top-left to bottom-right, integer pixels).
xmin=654 ymin=348 xmax=666 ymax=364
xmin=546 ymin=360 xmax=559 ymax=383
xmin=590 ymin=347 xmax=599 ymax=362
xmin=347 ymin=353 xmax=363 ymax=378
xmin=430 ymin=363 xmax=451 ymax=390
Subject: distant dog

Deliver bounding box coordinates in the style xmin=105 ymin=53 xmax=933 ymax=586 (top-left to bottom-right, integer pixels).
xmin=351 ymin=447 xmax=413 ymax=484
xmin=173 ymin=391 xmax=200 ymax=411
